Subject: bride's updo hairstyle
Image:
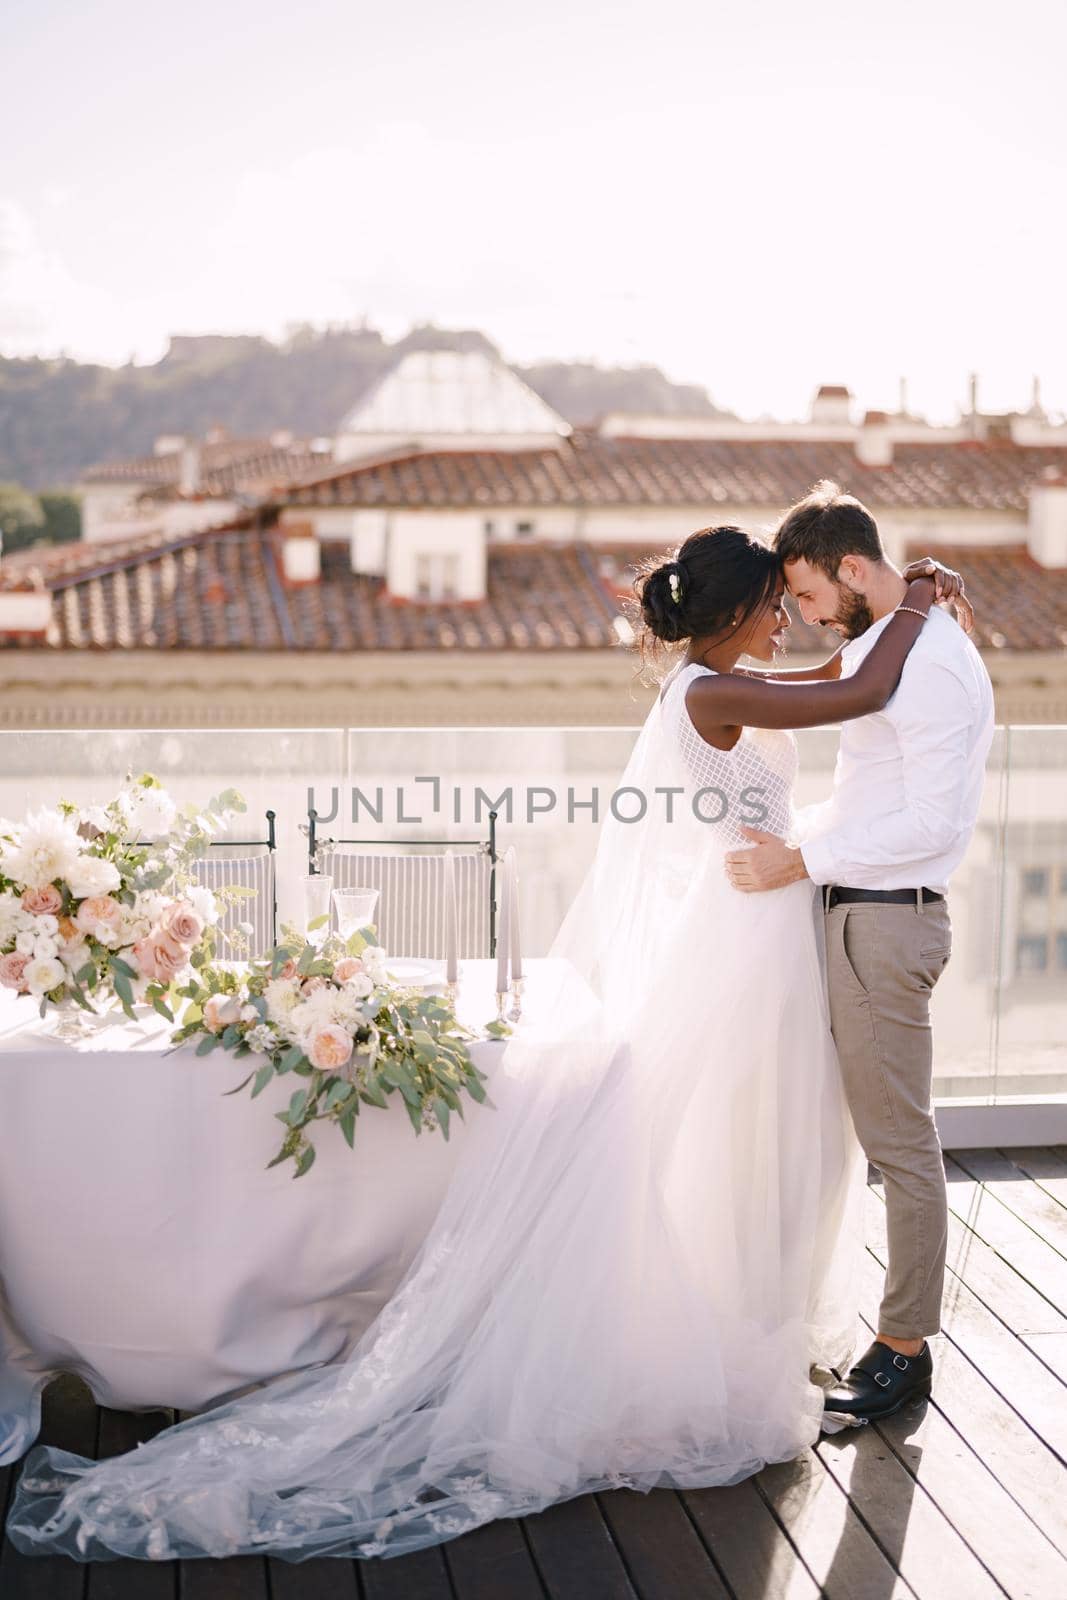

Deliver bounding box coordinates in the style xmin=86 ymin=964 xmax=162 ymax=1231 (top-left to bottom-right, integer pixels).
xmin=629 ymin=525 xmax=780 ymax=672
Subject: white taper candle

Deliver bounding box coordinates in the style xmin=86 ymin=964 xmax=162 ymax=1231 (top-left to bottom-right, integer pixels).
xmin=443 ymin=850 xmax=459 ymax=985
xmin=495 ymin=853 xmax=510 ymax=996
xmin=506 ymin=847 xmax=522 ymax=981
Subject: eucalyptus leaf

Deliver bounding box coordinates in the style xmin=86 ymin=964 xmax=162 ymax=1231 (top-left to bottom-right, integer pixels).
xmin=250 ymin=1063 xmax=276 ymax=1098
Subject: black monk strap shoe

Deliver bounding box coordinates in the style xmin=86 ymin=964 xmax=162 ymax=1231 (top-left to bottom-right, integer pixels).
xmin=822 ymin=1338 xmax=933 ymax=1425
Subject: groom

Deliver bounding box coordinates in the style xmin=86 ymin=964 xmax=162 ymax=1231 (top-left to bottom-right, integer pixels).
xmin=725 ymin=480 xmax=995 ymax=1424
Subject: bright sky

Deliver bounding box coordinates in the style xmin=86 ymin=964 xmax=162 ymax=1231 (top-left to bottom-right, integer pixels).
xmin=3 ymin=0 xmax=1064 ymax=422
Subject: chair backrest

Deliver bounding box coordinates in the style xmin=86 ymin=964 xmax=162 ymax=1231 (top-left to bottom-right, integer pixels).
xmin=190 ymin=847 xmax=277 ymax=961
xmin=318 ymin=848 xmax=492 ymax=959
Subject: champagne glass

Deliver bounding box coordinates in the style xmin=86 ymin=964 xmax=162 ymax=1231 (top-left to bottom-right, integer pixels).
xmin=300 ymin=873 xmax=334 ymax=947
xmin=333 ymin=887 xmax=380 ymax=942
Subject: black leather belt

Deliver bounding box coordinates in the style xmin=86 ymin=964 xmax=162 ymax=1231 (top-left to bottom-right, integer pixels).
xmin=824 ymin=886 xmax=944 ymax=910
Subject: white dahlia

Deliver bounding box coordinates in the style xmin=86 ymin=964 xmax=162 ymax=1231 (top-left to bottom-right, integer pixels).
xmin=1 ymin=810 xmax=82 ymax=891
xmin=66 ymin=854 xmax=122 ymax=899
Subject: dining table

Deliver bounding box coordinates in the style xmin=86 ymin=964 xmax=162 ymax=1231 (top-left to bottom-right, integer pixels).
xmin=0 ymin=958 xmax=555 ymax=1466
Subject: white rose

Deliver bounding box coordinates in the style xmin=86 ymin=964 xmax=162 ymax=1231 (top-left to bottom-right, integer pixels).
xmin=350 ymin=973 xmax=375 ymax=1000
xmin=32 ymin=934 xmax=59 ymax=960
xmin=240 ymin=1004 xmax=259 ymax=1023
xmin=66 ymin=855 xmax=122 ymax=898
xmin=184 ymin=884 xmax=218 ymax=925
xmin=120 ymin=788 xmax=177 ymax=841
xmin=59 ymin=939 xmax=91 ymax=971
xmin=15 ymin=930 xmax=36 ymax=955
xmin=35 ymin=913 xmax=59 ymax=937
xmin=24 ymin=955 xmax=66 ymax=995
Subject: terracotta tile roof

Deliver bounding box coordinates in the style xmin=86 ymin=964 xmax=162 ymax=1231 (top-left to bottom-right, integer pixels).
xmin=284 ymin=433 xmax=1067 ymax=514
xmin=0 ymin=521 xmax=622 ymax=652
xmin=902 ymin=542 xmax=1067 ymax=652
xmin=83 ymin=437 xmax=325 ymax=496
xmin=2 ymin=521 xmax=1064 ymax=655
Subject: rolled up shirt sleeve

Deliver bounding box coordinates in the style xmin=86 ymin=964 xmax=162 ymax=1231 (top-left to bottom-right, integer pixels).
xmin=798 ymin=662 xmax=977 ymax=888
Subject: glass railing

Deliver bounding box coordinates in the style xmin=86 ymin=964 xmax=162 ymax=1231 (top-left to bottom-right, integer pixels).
xmin=1 ymin=726 xmax=1064 ymax=1105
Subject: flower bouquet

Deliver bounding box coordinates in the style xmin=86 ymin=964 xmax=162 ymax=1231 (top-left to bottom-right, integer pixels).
xmin=0 ymin=774 xmax=245 ymax=1036
xmin=170 ymin=919 xmax=497 ymax=1177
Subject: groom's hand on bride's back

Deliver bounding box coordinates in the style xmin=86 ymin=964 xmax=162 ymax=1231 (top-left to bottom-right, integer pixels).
xmin=725 ymin=828 xmax=810 ymax=892
xmin=902 ymin=557 xmax=976 ymax=635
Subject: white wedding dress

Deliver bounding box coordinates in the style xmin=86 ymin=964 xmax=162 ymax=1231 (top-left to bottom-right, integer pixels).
xmin=6 ymin=661 xmax=865 ymax=1563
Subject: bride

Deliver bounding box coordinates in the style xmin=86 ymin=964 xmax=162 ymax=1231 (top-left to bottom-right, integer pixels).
xmin=7 ymin=525 xmax=948 ymax=1565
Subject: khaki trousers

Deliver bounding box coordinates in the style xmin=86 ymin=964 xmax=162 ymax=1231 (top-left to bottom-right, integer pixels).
xmin=823 ymin=895 xmax=952 ymax=1339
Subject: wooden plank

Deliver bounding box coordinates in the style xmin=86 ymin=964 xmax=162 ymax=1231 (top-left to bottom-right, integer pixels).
xmin=754 ymin=1454 xmax=915 ymax=1600
xmin=950 ymin=1150 xmax=1067 ymax=1258
xmin=177 ymin=1557 xmax=270 ymax=1598
xmin=0 ymin=1376 xmax=96 ymax=1600
xmin=1001 ymin=1148 xmax=1067 ymax=1213
xmin=521 ymin=1496 xmax=637 ymax=1600
xmin=268 ymin=1554 xmax=359 ymax=1598
xmin=851 ymin=1249 xmax=1067 ymax=1593
xmin=681 ymin=1478 xmax=822 ymax=1600
xmin=594 ymin=1488 xmax=732 ymax=1599
xmin=87 ymin=1407 xmax=176 ymax=1600
xmin=442 ymin=1516 xmax=546 ymax=1600
xmin=865 ymin=1198 xmax=1067 ymax=1540
xmin=361 ymin=1543 xmax=454 ymax=1600
xmin=865 ymin=1178 xmax=1067 ymax=1354
xmin=815 ymin=1416 xmax=1003 ymax=1600
xmin=943 ymin=1156 xmax=1067 ymax=1314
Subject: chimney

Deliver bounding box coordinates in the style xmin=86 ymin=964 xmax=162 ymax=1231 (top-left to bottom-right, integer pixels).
xmin=810 ymin=384 xmax=852 ymax=425
xmin=279 ymin=520 xmax=321 ymax=585
xmin=179 ymin=444 xmax=201 ymax=496
xmin=153 ymin=434 xmax=185 ymax=456
xmin=0 ymin=569 xmax=52 ymax=638
xmin=1027 ymin=471 xmax=1067 ymax=568
xmin=1030 ymin=374 xmax=1044 ymax=418
xmin=898 ymin=376 xmax=909 ymax=417
xmin=854 ymin=410 xmax=894 ymax=467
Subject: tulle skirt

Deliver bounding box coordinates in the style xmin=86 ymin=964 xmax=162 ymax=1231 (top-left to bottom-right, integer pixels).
xmin=6 ymin=860 xmax=865 ymax=1563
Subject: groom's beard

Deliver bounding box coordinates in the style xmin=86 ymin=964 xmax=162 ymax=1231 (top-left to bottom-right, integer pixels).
xmin=828 ymin=583 xmax=875 ymax=641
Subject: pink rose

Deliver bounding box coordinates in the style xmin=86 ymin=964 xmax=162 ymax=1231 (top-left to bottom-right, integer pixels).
xmin=21 ymin=884 xmax=63 ymax=917
xmin=300 ymin=975 xmax=329 ymax=996
xmin=332 ymin=957 xmax=364 ymax=983
xmin=278 ymin=958 xmax=298 ymax=980
xmin=307 ymin=1024 xmax=353 ymax=1073
xmin=0 ymin=951 xmax=31 ymax=992
xmin=75 ymin=895 xmax=123 ymax=939
xmin=161 ymin=901 xmax=204 ymax=947
xmin=131 ymin=930 xmax=189 ymax=984
xmin=203 ymin=992 xmax=243 ymax=1034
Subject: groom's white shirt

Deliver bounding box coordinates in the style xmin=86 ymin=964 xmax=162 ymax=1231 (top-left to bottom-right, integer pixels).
xmin=796 ymin=605 xmax=995 ymax=893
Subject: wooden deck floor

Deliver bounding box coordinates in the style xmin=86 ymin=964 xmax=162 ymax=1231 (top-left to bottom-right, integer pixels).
xmin=3 ymin=1147 xmax=1067 ymax=1599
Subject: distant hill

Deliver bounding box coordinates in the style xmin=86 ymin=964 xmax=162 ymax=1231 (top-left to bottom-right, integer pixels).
xmin=0 ymin=324 xmax=723 ymax=489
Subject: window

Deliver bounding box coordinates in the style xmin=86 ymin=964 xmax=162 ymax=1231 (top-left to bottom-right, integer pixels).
xmin=1013 ymin=862 xmax=1067 ymax=980
xmin=414 ymin=552 xmax=459 ymax=601
xmin=515 ymin=520 xmax=535 ymax=538
xmin=1016 ymin=936 xmax=1049 ymax=973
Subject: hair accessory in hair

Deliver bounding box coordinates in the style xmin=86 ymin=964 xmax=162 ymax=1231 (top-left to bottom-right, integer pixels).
xmin=668 ymin=569 xmax=682 ymax=605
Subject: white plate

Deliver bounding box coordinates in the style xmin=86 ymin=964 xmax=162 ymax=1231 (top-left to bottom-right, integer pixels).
xmin=386 ymin=959 xmax=440 ymax=988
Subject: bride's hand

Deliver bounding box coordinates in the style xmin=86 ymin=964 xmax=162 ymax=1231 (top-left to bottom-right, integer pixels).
xmin=902 ymin=558 xmax=976 ymax=635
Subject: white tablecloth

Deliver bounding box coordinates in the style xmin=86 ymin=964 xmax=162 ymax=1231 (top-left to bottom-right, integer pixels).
xmin=0 ymin=960 xmax=544 ymax=1465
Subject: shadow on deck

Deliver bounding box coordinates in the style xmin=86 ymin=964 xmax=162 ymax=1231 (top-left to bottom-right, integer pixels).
xmin=3 ymin=1148 xmax=1067 ymax=1599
